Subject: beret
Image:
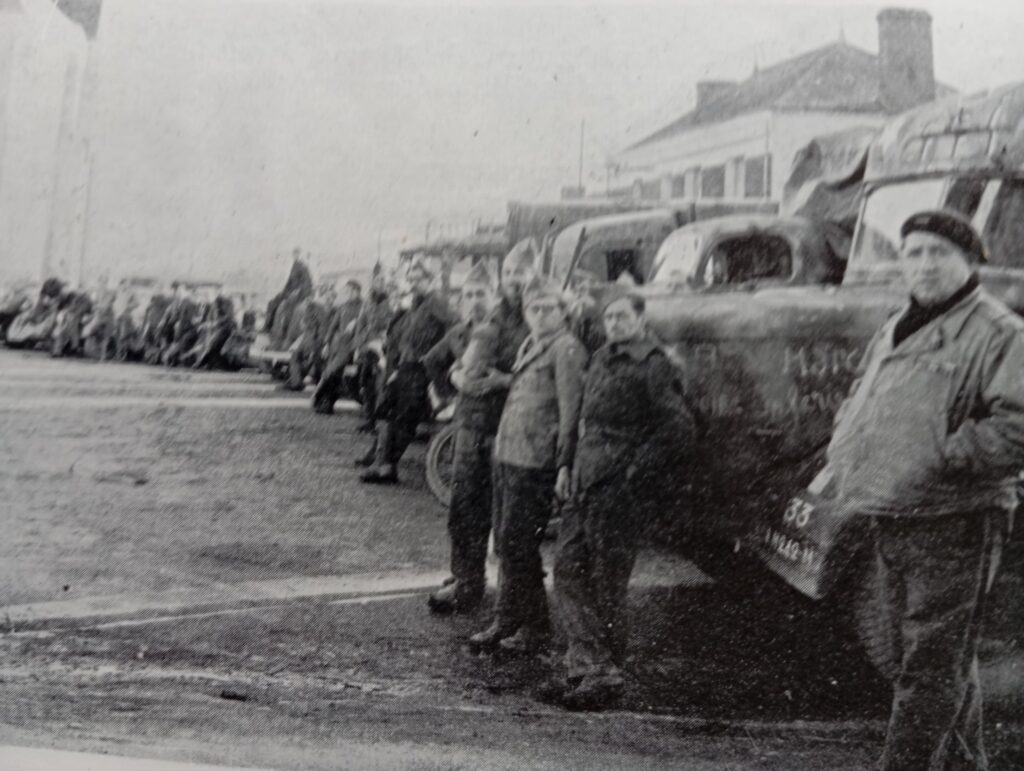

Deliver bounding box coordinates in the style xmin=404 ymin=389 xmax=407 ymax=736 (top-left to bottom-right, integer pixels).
xmin=900 ymin=209 xmax=987 ymax=263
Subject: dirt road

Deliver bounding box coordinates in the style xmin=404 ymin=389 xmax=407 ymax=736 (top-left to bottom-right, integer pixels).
xmin=0 ymin=349 xmax=1020 ymax=769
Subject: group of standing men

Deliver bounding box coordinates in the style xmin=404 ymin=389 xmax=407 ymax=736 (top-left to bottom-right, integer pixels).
xmin=350 ymin=240 xmax=699 ymax=712
xmin=350 ymin=210 xmax=1024 ymax=770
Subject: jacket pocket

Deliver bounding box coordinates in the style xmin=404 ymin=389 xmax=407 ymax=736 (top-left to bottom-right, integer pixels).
xmin=835 ymin=356 xmax=955 ymax=512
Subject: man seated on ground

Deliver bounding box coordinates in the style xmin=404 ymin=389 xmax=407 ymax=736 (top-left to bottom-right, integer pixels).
xmin=281 ymin=286 xmax=331 ymax=391
xmin=356 ymin=261 xmax=455 ymax=485
xmin=311 ymin=280 xmax=365 ymax=413
xmin=51 ymin=288 xmax=94 ymax=358
xmin=182 ymin=295 xmax=237 ymax=369
xmin=347 ymin=271 xmax=395 ymax=429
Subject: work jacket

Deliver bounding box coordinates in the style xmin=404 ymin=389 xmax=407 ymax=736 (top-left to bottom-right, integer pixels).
xmin=825 ymin=287 xmax=1024 ymax=517
xmin=575 ymin=337 xmax=696 ymax=491
xmin=494 ymin=327 xmax=587 ymax=470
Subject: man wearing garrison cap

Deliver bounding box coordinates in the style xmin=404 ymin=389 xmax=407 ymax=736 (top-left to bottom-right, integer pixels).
xmin=468 ymin=274 xmax=587 ymax=654
xmin=427 ymin=244 xmax=533 ymax=614
xmin=817 ymin=209 xmax=1024 ymax=769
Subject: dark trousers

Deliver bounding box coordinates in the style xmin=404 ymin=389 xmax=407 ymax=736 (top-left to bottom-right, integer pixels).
xmin=373 ymin=364 xmax=429 ymax=466
xmin=286 ymin=336 xmax=323 ymax=389
xmin=358 ymin=349 xmax=381 ymax=421
xmin=492 ymin=462 xmax=555 ymax=635
xmin=553 ymin=475 xmax=640 ymax=680
xmin=874 ymin=510 xmax=1005 ymax=771
xmin=312 ymin=343 xmax=354 ymax=412
xmin=448 ymin=428 xmax=494 ymax=593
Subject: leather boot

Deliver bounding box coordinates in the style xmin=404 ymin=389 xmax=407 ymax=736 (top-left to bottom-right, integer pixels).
xmin=468 ymin=620 xmax=516 ymax=652
xmin=428 ymin=580 xmax=484 ymax=615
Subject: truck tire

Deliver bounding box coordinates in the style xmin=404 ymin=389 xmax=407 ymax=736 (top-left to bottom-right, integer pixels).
xmin=837 ymin=548 xmax=901 ymax=682
xmin=425 ymin=422 xmax=456 ymax=508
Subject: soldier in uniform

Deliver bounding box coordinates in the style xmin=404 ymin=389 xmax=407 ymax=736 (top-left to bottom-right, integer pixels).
xmin=358 ymin=261 xmax=455 ymax=484
xmin=51 ymin=288 xmax=93 ymax=358
xmin=348 ymin=271 xmax=395 ymax=428
xmin=469 ymin=275 xmax=586 ymax=654
xmin=820 ymin=210 xmax=1024 ymax=770
xmin=549 ymin=286 xmax=696 ymax=709
xmin=281 ymin=287 xmax=330 ymax=391
xmin=312 ymin=280 xmax=365 ymax=414
xmin=427 ymin=245 xmax=534 ymax=614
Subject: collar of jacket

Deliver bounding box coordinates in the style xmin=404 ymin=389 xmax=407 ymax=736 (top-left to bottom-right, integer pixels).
xmin=883 ymin=286 xmax=985 ymax=356
xmin=513 ymin=327 xmax=568 ymax=373
xmin=600 ymin=336 xmax=660 ymax=362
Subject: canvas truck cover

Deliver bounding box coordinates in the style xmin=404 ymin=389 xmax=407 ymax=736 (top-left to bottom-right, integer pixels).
xmin=782 ymin=125 xmax=881 ymax=263
xmin=866 ymin=80 xmax=1024 ymax=183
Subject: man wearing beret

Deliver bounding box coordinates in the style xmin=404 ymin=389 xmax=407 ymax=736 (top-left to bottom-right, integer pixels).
xmin=358 ymin=261 xmax=455 ymax=484
xmin=819 ymin=209 xmax=1024 ymax=770
xmin=469 ymin=275 xmax=587 ymax=654
xmin=427 ymin=247 xmax=532 ymax=615
xmin=549 ymin=286 xmax=696 ymax=709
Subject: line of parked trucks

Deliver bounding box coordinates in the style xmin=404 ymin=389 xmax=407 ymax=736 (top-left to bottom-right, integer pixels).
xmin=408 ymin=80 xmax=1024 ymax=679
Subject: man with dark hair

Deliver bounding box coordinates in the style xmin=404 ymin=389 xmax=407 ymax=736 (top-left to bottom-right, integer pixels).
xmin=312 ymin=280 xmax=364 ymax=413
xmin=549 ymin=285 xmax=696 ymax=709
xmin=358 ymin=261 xmax=454 ymax=484
xmin=469 ymin=275 xmax=586 ymax=654
xmin=427 ymin=246 xmax=533 ymax=614
xmin=820 ymin=209 xmax=1024 ymax=770
xmin=348 ymin=271 xmax=395 ymax=430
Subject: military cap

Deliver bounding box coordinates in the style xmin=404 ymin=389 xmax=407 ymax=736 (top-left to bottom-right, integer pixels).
xmin=598 ymin=282 xmax=644 ymax=314
xmin=503 ymin=239 xmax=536 ymax=272
xmin=522 ymin=274 xmax=567 ymax=308
xmin=462 ymin=261 xmax=493 ymax=289
xmin=345 ymin=279 xmax=362 ymax=291
xmin=900 ymin=209 xmax=987 ymax=263
xmin=406 ymin=259 xmax=434 ymax=280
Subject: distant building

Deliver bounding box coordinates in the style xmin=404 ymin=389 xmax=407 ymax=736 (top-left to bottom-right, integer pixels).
xmin=610 ymin=8 xmax=950 ymax=205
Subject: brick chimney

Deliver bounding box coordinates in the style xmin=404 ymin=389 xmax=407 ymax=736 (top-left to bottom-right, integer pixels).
xmin=696 ymin=80 xmax=737 ymax=110
xmin=877 ymin=7 xmax=935 ymax=113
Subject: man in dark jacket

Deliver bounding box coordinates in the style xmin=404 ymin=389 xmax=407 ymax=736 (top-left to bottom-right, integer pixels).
xmin=550 ymin=286 xmax=696 ymax=709
xmin=312 ymin=281 xmax=364 ymax=413
xmin=348 ymin=272 xmax=395 ymax=429
xmin=358 ymin=261 xmax=455 ymax=484
xmin=427 ymin=247 xmax=533 ymax=614
xmin=820 ymin=210 xmax=1024 ymax=770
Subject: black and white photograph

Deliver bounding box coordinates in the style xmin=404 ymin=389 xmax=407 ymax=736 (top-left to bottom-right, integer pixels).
xmin=0 ymin=0 xmax=1022 ymax=768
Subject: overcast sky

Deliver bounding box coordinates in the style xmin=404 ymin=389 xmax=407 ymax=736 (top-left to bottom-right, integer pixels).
xmin=30 ymin=0 xmax=1024 ymax=281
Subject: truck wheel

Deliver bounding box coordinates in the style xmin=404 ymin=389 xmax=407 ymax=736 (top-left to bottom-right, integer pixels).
xmin=425 ymin=423 xmax=456 ymax=509
xmin=837 ymin=549 xmax=901 ymax=682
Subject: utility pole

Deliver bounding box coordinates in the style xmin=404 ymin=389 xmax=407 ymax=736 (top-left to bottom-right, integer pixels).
xmin=577 ymin=119 xmax=585 ymax=192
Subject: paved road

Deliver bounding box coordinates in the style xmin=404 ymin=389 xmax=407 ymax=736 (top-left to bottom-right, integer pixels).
xmin=1 ymin=348 xmax=1021 ymax=769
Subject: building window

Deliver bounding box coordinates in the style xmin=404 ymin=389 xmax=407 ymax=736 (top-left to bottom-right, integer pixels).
xmin=670 ymin=173 xmax=687 ymax=199
xmin=744 ymin=155 xmax=772 ymax=199
xmin=640 ymin=179 xmax=661 ymax=200
xmin=700 ymin=165 xmax=725 ymax=199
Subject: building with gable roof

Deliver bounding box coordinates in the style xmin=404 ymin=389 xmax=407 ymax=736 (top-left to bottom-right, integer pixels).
xmin=610 ymin=8 xmax=951 ymax=205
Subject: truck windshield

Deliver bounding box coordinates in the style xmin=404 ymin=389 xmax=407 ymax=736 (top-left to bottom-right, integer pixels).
xmin=848 ymin=177 xmax=1024 ymax=282
xmin=651 ymin=230 xmax=704 ymax=284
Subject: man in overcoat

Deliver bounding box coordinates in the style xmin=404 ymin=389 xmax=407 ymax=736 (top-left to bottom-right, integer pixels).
xmin=311 ymin=280 xmax=364 ymax=413
xmin=821 ymin=209 xmax=1024 ymax=770
xmin=469 ymin=275 xmax=587 ymax=654
xmin=550 ymin=286 xmax=696 ymax=709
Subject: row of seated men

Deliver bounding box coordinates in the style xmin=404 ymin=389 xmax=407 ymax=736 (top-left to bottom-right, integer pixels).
xmin=1 ymin=277 xmax=256 ymax=370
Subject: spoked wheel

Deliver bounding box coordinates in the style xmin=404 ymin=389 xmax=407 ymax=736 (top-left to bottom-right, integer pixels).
xmin=425 ymin=422 xmax=456 ymax=508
